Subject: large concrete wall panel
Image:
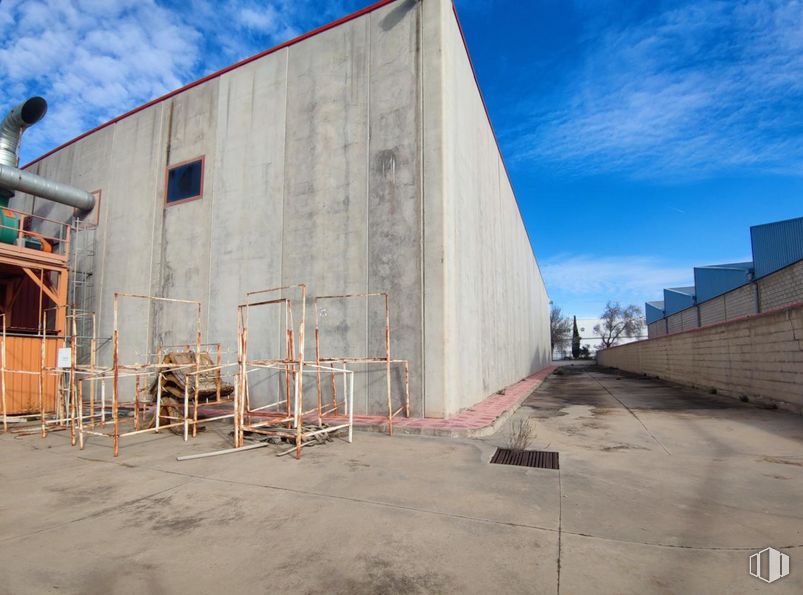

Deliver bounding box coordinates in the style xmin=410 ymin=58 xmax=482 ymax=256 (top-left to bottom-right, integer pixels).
xmin=367 ymin=0 xmax=423 ymax=415
xmin=436 ymin=2 xmax=550 ymax=416
xmin=282 ymin=18 xmax=373 ymax=411
xmin=207 ymin=51 xmax=289 ymax=364
xmin=96 ymin=106 xmax=166 ymax=366
xmin=420 ymin=0 xmax=449 ymax=417
xmin=152 ymin=81 xmax=220 ymax=350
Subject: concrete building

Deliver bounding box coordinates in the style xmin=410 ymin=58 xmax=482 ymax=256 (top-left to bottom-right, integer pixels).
xmin=10 ymin=0 xmax=550 ymax=418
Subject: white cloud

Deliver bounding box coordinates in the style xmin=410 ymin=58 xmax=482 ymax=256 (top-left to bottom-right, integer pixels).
xmin=542 ymin=253 xmax=692 ymax=298
xmin=512 ymin=0 xmax=803 ymax=179
xmin=238 ymin=6 xmax=280 ymax=32
xmin=0 ymin=0 xmax=365 ymax=163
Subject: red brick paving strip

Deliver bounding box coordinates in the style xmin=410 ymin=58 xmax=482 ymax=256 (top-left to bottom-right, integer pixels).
xmin=391 ymin=366 xmax=556 ymax=431
xmin=199 ymin=366 xmax=556 ymax=436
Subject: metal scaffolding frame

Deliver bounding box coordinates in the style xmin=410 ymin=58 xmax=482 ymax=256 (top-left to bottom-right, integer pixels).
xmin=3 ymin=283 xmax=412 ymax=461
xmin=235 ymin=284 xmax=355 ymax=459
xmin=313 ymin=292 xmax=410 ymax=434
xmin=75 ymin=293 xmax=215 ymax=456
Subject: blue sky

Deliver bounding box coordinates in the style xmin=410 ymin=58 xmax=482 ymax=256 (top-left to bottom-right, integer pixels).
xmin=2 ymin=0 xmax=802 ymax=318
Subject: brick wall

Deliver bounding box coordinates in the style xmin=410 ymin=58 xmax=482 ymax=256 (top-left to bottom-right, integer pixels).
xmin=759 ymin=260 xmax=803 ymax=311
xmin=598 ymin=304 xmax=803 ymax=413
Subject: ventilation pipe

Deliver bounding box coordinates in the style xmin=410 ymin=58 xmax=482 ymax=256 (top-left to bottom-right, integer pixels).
xmin=0 ymin=96 xmax=96 ymax=211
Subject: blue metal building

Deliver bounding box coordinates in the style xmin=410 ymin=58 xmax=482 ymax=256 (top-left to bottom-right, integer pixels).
xmin=646 ymin=215 xmax=803 ymax=330
xmin=645 ymin=301 xmax=665 ymax=324
xmin=751 ymin=216 xmax=803 ymax=278
xmin=693 ymin=262 xmax=754 ymax=303
xmin=663 ymin=287 xmax=696 ymax=316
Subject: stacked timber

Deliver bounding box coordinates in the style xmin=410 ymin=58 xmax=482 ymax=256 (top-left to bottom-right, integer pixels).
xmin=150 ymin=351 xmax=234 ymax=402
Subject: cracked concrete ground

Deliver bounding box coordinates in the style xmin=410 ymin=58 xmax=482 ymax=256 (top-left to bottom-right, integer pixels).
xmin=1 ymin=364 xmax=801 ymax=594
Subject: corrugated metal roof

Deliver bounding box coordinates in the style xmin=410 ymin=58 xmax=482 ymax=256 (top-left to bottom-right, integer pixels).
xmin=697 ymin=261 xmax=754 ymax=270
xmin=751 ymin=216 xmax=803 ymax=278
xmin=667 ymin=286 xmax=695 ymax=295
xmin=664 ymin=287 xmax=696 ymax=316
xmin=645 ymin=301 xmax=665 ymax=324
xmin=694 ymin=262 xmax=753 ymax=303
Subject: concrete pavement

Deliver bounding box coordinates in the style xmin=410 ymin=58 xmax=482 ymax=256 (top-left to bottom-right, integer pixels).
xmin=1 ymin=364 xmax=801 ymax=593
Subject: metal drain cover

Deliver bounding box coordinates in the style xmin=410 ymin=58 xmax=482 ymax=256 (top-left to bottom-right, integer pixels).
xmin=490 ymin=448 xmax=559 ymax=469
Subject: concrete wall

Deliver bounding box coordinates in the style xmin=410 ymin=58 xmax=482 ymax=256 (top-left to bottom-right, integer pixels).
xmin=14 ymin=0 xmax=549 ymax=418
xmin=598 ymin=303 xmax=803 ymax=414
xmin=421 ymin=0 xmax=550 ymax=416
xmin=16 ymin=1 xmax=423 ymax=416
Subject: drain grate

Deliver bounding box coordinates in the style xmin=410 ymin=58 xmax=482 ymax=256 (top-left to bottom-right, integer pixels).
xmin=490 ymin=448 xmax=559 ymax=469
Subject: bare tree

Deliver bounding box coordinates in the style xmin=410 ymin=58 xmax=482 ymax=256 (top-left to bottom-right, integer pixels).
xmin=594 ymin=302 xmax=644 ymax=349
xmin=550 ymin=305 xmax=572 ymax=354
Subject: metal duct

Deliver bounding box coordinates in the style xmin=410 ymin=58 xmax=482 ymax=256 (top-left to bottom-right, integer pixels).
xmin=0 ymin=96 xmax=95 ymax=210
xmin=0 ymin=164 xmax=96 ymax=211
xmin=0 ymin=96 xmax=47 ymax=168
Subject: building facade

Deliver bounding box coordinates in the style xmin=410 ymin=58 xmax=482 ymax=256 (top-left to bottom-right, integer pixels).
xmin=13 ymin=0 xmax=551 ymax=418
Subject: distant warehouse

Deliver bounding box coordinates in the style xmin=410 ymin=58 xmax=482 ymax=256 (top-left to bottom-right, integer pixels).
xmin=645 ymin=216 xmax=803 ymax=338
xmin=9 ymin=0 xmax=551 ymax=418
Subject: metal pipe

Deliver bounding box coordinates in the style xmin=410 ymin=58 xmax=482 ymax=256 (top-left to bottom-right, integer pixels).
xmin=0 ymin=97 xmax=47 ymax=169
xmin=177 ymin=441 xmax=268 ymax=461
xmin=0 ymin=97 xmax=96 ymax=210
xmin=0 ymin=164 xmax=96 ymax=210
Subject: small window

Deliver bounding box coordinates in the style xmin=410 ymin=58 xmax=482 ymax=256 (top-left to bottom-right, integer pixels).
xmin=165 ymin=158 xmax=204 ymax=205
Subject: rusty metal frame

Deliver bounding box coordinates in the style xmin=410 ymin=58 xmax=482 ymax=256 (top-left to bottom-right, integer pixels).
xmin=313 ymin=292 xmax=410 ymax=434
xmin=236 ymin=284 xmax=305 ymax=457
xmin=74 ymin=292 xmax=211 ymax=456
xmin=235 ymin=284 xmax=355 ymax=459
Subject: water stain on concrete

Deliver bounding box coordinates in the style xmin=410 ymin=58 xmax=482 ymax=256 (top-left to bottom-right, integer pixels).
xmin=761 ymin=456 xmax=803 ymax=467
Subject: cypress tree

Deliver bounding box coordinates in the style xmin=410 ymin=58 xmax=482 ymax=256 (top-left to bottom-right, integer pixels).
xmin=571 ymin=315 xmax=581 ymax=359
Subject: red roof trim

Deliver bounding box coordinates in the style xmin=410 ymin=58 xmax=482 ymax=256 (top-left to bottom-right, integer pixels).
xmin=23 ymin=0 xmax=399 ymax=169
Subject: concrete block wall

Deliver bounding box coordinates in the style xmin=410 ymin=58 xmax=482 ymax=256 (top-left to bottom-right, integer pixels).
xmin=698 ymin=297 xmax=725 ymax=326
xmin=667 ymin=313 xmax=684 ymax=334
xmin=647 ymin=321 xmax=666 ymax=339
xmin=598 ymin=304 xmax=803 ymax=414
xmin=652 ymin=259 xmax=800 ymax=339
xmin=680 ymin=308 xmax=698 ymax=331
xmin=724 ymin=283 xmax=757 ymax=318
xmin=759 ymin=260 xmax=803 ymax=310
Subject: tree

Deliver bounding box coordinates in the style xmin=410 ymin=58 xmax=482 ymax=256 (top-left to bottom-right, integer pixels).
xmin=571 ymin=316 xmax=581 ymax=359
xmin=594 ymin=302 xmax=645 ymax=349
xmin=550 ymin=305 xmax=572 ymax=355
